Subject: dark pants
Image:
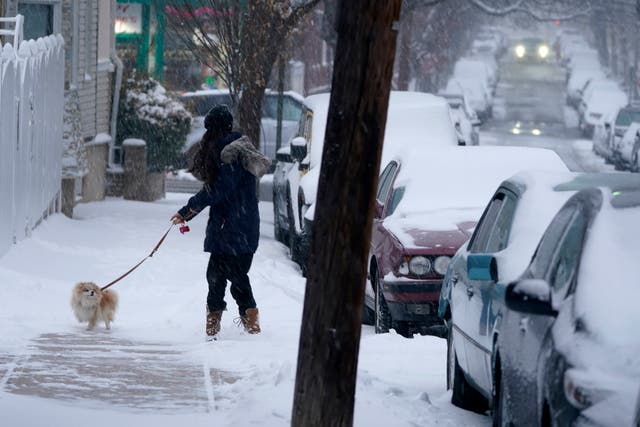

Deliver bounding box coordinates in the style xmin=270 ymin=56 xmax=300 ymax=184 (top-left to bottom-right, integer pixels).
xmin=206 ymin=253 xmax=256 ymax=316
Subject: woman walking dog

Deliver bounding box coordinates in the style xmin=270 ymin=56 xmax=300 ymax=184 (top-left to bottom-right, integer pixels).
xmin=171 ymin=105 xmax=269 ymax=340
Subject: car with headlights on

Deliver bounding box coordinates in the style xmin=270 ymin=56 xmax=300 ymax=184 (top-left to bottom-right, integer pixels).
xmin=364 ymin=146 xmax=565 ymax=338
xmin=495 ymin=178 xmax=640 ymax=427
xmin=513 ymin=37 xmax=551 ymax=62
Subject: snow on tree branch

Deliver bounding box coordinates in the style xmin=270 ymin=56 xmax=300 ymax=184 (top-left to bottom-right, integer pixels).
xmin=467 ymin=0 xmax=592 ymax=21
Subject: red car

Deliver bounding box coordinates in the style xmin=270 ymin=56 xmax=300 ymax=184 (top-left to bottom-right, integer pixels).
xmin=363 ymin=146 xmax=567 ymax=338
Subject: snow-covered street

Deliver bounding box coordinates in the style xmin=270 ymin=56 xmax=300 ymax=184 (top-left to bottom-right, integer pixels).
xmin=0 ymin=195 xmax=488 ymax=426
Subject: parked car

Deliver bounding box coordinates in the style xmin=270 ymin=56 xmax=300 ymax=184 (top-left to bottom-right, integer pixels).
xmin=593 ymin=104 xmax=640 ymax=164
xmin=566 ymin=69 xmax=604 ymax=108
xmin=513 ymin=37 xmax=551 ymax=62
xmin=179 ymin=88 xmax=305 ymax=169
xmin=364 ymin=146 xmax=566 ymax=338
xmin=273 ymin=92 xmax=461 ymax=272
xmin=578 ymin=79 xmax=624 ymax=117
xmin=453 ymin=57 xmax=497 ymax=91
xmin=496 ymin=178 xmax=640 ymax=426
xmin=614 ymin=122 xmax=640 ymax=172
xmin=438 ymin=170 xmax=610 ymax=414
xmin=591 ymin=110 xmax=617 ymax=163
xmin=440 ymin=92 xmax=481 ymax=146
xmin=440 ymin=172 xmax=640 ymax=422
xmin=579 ymin=85 xmax=628 ymax=138
xmin=445 ymin=78 xmax=492 ymax=120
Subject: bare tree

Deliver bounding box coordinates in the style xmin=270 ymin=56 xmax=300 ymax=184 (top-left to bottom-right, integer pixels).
xmin=291 ymin=0 xmax=403 ymax=425
xmin=164 ymin=0 xmax=319 ymax=146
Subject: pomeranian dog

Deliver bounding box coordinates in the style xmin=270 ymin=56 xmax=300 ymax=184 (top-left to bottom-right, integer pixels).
xmin=71 ymin=282 xmax=118 ymax=331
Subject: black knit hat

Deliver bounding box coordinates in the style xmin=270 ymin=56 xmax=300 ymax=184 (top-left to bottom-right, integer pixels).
xmin=204 ymin=104 xmax=233 ymax=131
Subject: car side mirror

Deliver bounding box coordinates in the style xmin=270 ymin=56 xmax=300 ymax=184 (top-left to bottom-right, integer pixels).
xmin=467 ymin=254 xmax=498 ymax=282
xmin=505 ymin=279 xmax=558 ymax=316
xmin=290 ymin=136 xmax=308 ymax=163
xmin=604 ymin=122 xmax=611 ymax=132
xmin=275 ymin=147 xmax=292 ymax=163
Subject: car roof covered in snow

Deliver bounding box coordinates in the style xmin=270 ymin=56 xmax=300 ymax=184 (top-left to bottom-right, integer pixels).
xmin=494 ymin=171 xmax=640 ymax=282
xmin=303 ymin=91 xmax=458 ymax=168
xmin=387 ymin=146 xmax=568 ymax=217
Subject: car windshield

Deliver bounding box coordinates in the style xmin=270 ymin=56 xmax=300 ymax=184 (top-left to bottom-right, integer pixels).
xmin=262 ymin=96 xmax=304 ymax=121
xmin=180 ymin=93 xmax=232 ymax=116
xmin=615 ymin=109 xmax=640 ymax=127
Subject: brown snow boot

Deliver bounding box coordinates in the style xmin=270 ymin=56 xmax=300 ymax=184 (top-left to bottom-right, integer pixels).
xmin=206 ymin=306 xmax=223 ymax=339
xmin=240 ymin=308 xmax=261 ymax=334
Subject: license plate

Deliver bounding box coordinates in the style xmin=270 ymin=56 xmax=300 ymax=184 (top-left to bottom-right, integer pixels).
xmin=407 ymin=304 xmax=430 ymax=315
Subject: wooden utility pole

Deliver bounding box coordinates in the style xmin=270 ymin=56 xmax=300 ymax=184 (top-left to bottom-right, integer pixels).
xmin=291 ymin=1 xmax=403 ymax=426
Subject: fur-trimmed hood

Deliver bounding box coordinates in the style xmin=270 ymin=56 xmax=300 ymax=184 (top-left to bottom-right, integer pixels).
xmin=220 ymin=136 xmax=272 ymax=178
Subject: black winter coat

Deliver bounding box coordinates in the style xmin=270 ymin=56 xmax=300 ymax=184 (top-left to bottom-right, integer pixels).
xmin=178 ymin=132 xmax=259 ymax=255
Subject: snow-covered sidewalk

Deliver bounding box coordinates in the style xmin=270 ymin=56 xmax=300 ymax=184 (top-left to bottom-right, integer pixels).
xmin=0 ymin=194 xmax=487 ymax=426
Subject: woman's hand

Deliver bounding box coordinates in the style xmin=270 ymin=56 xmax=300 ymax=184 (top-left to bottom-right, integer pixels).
xmin=171 ymin=213 xmax=185 ymax=225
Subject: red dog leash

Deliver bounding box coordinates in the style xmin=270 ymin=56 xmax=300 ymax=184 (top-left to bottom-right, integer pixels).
xmin=101 ymin=224 xmax=178 ymax=291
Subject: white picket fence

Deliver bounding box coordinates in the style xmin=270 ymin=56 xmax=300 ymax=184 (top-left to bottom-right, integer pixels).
xmin=0 ymin=17 xmax=65 ymax=258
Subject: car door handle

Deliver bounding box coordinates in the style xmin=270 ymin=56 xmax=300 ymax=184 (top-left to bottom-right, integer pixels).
xmin=519 ymin=317 xmax=529 ymax=334
xmin=466 ymin=287 xmax=474 ymax=298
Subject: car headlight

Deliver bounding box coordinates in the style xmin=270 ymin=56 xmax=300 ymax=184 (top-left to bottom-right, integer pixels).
xmin=409 ymin=256 xmax=431 ymax=275
xmin=433 ymin=256 xmax=451 ymax=275
xmin=515 ymin=44 xmax=525 ymax=58
xmin=538 ymin=44 xmax=549 ymax=58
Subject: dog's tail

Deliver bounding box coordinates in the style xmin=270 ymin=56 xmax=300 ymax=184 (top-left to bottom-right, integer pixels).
xmin=101 ymin=290 xmax=119 ymax=321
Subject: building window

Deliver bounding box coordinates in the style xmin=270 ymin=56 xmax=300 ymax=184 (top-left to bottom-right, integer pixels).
xmin=17 ymin=1 xmax=61 ymax=41
xmin=18 ymin=3 xmax=53 ymax=40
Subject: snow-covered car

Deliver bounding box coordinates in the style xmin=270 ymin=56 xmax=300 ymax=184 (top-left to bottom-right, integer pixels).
xmin=277 ymin=92 xmax=461 ymax=272
xmin=445 ymin=77 xmax=492 ymax=120
xmin=438 ymin=171 xmax=622 ymax=416
xmin=614 ymin=122 xmax=640 ymax=172
xmin=179 ymin=89 xmax=305 ymax=168
xmin=591 ymin=109 xmax=617 ymax=163
xmin=471 ymin=36 xmax=501 ymax=58
xmin=452 ymin=57 xmax=496 ymax=92
xmin=363 ymin=146 xmax=567 ymax=339
xmin=579 ymin=86 xmax=628 ymax=138
xmin=557 ymin=36 xmax=592 ymax=67
xmin=566 ymin=48 xmax=600 ymax=74
xmin=440 ymin=92 xmax=481 ymax=146
xmin=578 ymin=78 xmax=624 ymax=116
xmin=566 ymin=69 xmax=605 ymax=108
xmin=497 ymin=180 xmax=640 ymax=427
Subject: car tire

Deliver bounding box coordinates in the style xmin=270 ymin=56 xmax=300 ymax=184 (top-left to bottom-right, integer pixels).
xmin=273 ymin=196 xmax=288 ymax=244
xmin=362 ymin=285 xmax=375 ymax=326
xmin=446 ymin=321 xmax=455 ymax=390
xmin=632 ymin=150 xmax=640 ymax=173
xmin=373 ymin=269 xmax=391 ymax=334
xmin=492 ymin=355 xmax=508 ymax=427
xmin=395 ymin=322 xmax=413 ymax=339
xmin=449 ymin=324 xmax=488 ymax=413
xmin=286 ymin=188 xmax=298 ymax=254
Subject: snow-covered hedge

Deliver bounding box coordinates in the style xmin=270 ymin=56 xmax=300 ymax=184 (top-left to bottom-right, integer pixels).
xmin=117 ymin=76 xmax=191 ymax=172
